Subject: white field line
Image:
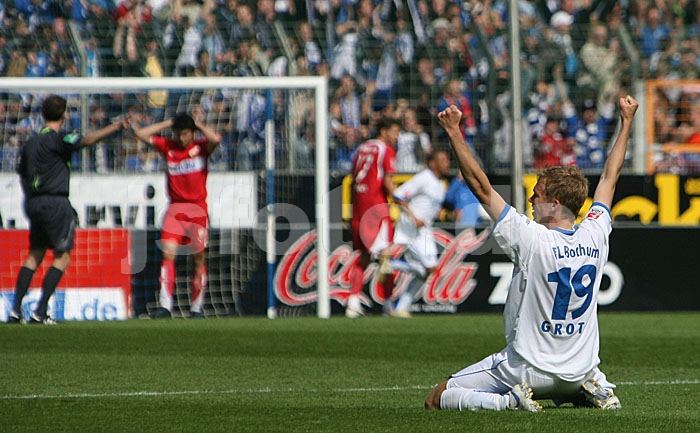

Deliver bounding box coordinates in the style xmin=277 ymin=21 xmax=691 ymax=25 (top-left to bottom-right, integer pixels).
xmin=1 ymin=380 xmax=698 ymax=401
xmin=616 ymin=379 xmax=700 ymax=386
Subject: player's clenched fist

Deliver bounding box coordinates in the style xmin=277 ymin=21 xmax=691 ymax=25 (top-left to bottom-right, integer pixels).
xmin=437 ymin=105 xmax=463 ymax=130
xmin=619 ymin=95 xmax=639 ymax=122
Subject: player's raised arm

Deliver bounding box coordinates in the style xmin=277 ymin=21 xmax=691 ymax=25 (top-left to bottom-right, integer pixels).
xmin=132 ymin=119 xmax=174 ymax=144
xmin=437 ymin=105 xmax=506 ymax=220
xmin=79 ymin=116 xmax=129 ymax=147
xmin=195 ymin=119 xmax=222 ymax=154
xmin=190 ymin=105 xmax=222 ymax=153
xmin=593 ymin=96 xmax=639 ymax=209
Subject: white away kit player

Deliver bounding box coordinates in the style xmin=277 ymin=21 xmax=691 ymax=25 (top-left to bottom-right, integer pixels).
xmin=387 ymin=150 xmax=451 ymax=318
xmin=424 ymin=96 xmax=639 ymax=412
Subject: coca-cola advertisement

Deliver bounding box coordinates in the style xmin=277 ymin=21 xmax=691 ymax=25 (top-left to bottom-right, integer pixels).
xmin=274 ymin=228 xmax=490 ymax=313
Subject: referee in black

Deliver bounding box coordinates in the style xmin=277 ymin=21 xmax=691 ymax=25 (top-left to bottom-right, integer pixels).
xmin=8 ymin=95 xmax=128 ymax=324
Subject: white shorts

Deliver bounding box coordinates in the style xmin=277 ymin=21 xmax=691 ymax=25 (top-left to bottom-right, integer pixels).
xmin=394 ymin=221 xmax=438 ymax=272
xmin=446 ymin=346 xmax=615 ymax=399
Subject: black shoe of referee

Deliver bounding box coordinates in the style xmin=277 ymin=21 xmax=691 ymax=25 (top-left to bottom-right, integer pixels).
xmin=28 ymin=312 xmax=58 ymax=325
xmin=6 ymin=310 xmax=22 ymax=324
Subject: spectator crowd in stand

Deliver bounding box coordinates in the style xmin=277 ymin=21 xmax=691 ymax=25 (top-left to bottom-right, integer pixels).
xmin=0 ymin=0 xmax=698 ymax=173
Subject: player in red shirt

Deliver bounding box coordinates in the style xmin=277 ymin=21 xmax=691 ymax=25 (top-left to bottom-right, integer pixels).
xmin=346 ymin=117 xmax=401 ymax=318
xmin=133 ymin=112 xmax=221 ymax=318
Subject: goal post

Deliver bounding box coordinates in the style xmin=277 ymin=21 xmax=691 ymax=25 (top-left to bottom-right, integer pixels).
xmin=0 ymin=77 xmax=330 ymax=320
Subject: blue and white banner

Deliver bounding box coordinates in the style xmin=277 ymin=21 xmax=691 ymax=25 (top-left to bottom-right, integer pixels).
xmin=0 ymin=288 xmax=128 ymax=322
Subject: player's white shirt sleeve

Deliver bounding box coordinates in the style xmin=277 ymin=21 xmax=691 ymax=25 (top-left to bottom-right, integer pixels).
xmin=394 ymin=171 xmax=425 ymax=237
xmin=578 ymin=201 xmax=613 ymax=237
xmin=393 ymin=170 xmax=426 ymax=202
xmin=492 ymin=206 xmax=549 ymax=268
xmin=394 ymin=170 xmax=446 ymax=228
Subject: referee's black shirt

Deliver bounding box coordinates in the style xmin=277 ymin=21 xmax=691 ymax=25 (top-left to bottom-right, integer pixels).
xmin=17 ymin=128 xmax=82 ymax=199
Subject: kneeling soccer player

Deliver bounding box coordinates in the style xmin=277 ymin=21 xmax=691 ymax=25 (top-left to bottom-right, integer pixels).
xmin=424 ymin=96 xmax=638 ymax=412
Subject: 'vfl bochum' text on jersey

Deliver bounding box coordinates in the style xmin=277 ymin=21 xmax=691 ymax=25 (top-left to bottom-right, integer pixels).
xmin=393 ymin=168 xmax=446 ymax=229
xmin=351 ymin=138 xmax=396 ymax=220
xmin=152 ymin=136 xmax=210 ymax=207
xmin=493 ymin=202 xmax=612 ymax=381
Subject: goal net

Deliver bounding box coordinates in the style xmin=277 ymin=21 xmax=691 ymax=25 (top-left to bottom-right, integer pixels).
xmin=0 ymin=77 xmax=330 ymax=320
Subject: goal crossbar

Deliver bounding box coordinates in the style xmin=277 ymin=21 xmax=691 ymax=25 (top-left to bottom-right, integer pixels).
xmin=0 ymin=76 xmax=328 ymax=91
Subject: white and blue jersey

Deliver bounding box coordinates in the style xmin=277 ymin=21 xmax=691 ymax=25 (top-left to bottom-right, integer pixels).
xmin=392 ymin=169 xmax=447 ymax=270
xmin=493 ymin=202 xmax=612 ymax=381
xmin=393 ymin=169 xmax=446 ymax=230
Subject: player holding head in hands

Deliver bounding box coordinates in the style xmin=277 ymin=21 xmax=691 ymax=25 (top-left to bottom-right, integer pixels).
xmin=132 ymin=110 xmax=221 ymax=318
xmin=8 ymin=95 xmax=128 ymax=324
xmin=424 ymin=96 xmax=639 ymax=412
xmin=346 ymin=117 xmax=401 ymax=318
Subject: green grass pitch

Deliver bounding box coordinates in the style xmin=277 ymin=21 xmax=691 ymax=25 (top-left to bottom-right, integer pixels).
xmin=1 ymin=313 xmax=698 ymax=433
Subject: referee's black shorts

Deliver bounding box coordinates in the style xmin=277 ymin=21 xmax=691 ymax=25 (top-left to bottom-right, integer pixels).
xmin=24 ymin=196 xmax=78 ymax=253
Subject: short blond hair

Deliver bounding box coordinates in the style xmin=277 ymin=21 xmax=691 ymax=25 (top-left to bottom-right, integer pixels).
xmin=538 ymin=166 xmax=589 ymax=217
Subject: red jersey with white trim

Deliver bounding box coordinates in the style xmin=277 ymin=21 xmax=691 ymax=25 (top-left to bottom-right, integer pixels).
xmin=351 ymin=138 xmax=396 ymax=219
xmin=152 ymin=136 xmax=210 ymax=206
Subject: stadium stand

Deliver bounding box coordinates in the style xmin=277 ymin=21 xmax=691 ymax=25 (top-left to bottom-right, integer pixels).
xmin=0 ymin=0 xmax=697 ymax=174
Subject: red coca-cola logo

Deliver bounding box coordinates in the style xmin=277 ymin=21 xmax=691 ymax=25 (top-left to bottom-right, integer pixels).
xmin=274 ymin=228 xmax=491 ymax=307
